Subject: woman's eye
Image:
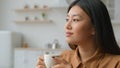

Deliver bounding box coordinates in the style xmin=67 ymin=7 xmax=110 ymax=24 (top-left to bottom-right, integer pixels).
xmin=66 ymin=18 xmax=69 ymax=22
xmin=72 ymin=19 xmax=80 ymax=22
xmin=65 ymin=18 xmax=80 ymax=22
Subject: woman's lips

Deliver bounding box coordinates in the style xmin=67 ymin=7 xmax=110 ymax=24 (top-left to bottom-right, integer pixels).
xmin=66 ymin=32 xmax=73 ymax=37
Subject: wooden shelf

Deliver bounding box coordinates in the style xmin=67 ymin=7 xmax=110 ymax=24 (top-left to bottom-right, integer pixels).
xmin=15 ymin=8 xmax=51 ymax=12
xmin=51 ymin=7 xmax=67 ymax=9
xmin=14 ymin=6 xmax=66 ymax=24
xmin=15 ymin=48 xmax=65 ymax=51
xmin=15 ymin=7 xmax=67 ymax=12
xmin=14 ymin=20 xmax=53 ymax=23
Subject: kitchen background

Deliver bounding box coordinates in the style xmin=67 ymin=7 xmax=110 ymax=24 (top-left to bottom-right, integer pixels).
xmin=0 ymin=0 xmax=120 ymax=68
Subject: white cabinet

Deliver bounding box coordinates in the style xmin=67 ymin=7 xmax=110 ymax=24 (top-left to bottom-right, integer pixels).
xmin=14 ymin=48 xmax=64 ymax=68
xmin=14 ymin=50 xmax=25 ymax=68
xmin=0 ymin=31 xmax=22 ymax=68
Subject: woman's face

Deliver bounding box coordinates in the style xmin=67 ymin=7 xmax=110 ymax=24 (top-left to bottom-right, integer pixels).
xmin=65 ymin=5 xmax=95 ymax=45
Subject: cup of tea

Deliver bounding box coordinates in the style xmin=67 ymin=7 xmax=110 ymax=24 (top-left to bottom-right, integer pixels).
xmin=44 ymin=54 xmax=58 ymax=68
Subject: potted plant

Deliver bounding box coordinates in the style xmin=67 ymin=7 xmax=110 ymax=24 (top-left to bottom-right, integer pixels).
xmin=41 ymin=12 xmax=46 ymax=20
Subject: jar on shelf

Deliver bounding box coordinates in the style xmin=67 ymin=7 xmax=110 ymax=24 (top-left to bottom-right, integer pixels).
xmin=34 ymin=5 xmax=39 ymax=9
xmin=42 ymin=5 xmax=48 ymax=9
xmin=25 ymin=16 xmax=29 ymax=21
xmin=22 ymin=42 xmax=28 ymax=48
xmin=24 ymin=4 xmax=29 ymax=9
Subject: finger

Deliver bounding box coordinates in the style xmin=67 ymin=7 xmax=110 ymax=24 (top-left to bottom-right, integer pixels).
xmin=52 ymin=56 xmax=62 ymax=64
xmin=51 ymin=63 xmax=65 ymax=68
xmin=52 ymin=63 xmax=72 ymax=68
xmin=39 ymin=56 xmax=44 ymax=61
xmin=51 ymin=64 xmax=61 ymax=68
xmin=36 ymin=56 xmax=45 ymax=65
xmin=53 ymin=56 xmax=68 ymax=64
xmin=62 ymin=59 xmax=68 ymax=64
xmin=36 ymin=65 xmax=40 ymax=68
xmin=39 ymin=60 xmax=45 ymax=65
xmin=36 ymin=65 xmax=46 ymax=68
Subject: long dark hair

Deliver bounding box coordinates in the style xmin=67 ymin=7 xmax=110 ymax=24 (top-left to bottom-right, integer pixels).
xmin=68 ymin=0 xmax=120 ymax=55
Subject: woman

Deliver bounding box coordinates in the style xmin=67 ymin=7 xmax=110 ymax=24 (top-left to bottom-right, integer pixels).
xmin=36 ymin=0 xmax=120 ymax=68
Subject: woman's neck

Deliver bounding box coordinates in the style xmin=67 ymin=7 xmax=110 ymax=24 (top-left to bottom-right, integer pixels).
xmin=78 ymin=41 xmax=98 ymax=62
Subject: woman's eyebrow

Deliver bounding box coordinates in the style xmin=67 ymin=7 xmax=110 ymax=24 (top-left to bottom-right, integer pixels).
xmin=66 ymin=14 xmax=82 ymax=17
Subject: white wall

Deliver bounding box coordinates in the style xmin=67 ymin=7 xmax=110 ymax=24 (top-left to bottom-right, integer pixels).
xmin=112 ymin=0 xmax=120 ymax=46
xmin=115 ymin=0 xmax=120 ymax=20
xmin=0 ymin=0 xmax=70 ymax=49
xmin=0 ymin=0 xmax=120 ymax=48
xmin=0 ymin=0 xmax=6 ymax=29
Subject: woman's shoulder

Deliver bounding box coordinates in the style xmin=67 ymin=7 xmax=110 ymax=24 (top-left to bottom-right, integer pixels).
xmin=113 ymin=54 xmax=120 ymax=61
xmin=98 ymin=53 xmax=120 ymax=68
xmin=105 ymin=53 xmax=120 ymax=62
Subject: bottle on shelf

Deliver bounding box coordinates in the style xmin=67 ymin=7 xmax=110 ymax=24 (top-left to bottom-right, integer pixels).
xmin=22 ymin=42 xmax=28 ymax=48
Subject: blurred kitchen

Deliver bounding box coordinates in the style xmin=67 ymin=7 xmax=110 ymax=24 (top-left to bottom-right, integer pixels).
xmin=0 ymin=0 xmax=120 ymax=68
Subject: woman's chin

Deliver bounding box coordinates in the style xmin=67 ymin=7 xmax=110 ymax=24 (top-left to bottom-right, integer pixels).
xmin=66 ymin=38 xmax=74 ymax=44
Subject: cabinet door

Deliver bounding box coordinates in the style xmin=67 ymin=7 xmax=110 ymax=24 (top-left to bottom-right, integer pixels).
xmin=14 ymin=49 xmax=44 ymax=68
xmin=14 ymin=50 xmax=26 ymax=68
xmin=14 ymin=49 xmax=64 ymax=68
xmin=26 ymin=50 xmax=44 ymax=68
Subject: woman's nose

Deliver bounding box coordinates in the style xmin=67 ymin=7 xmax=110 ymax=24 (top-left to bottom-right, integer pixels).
xmin=65 ymin=21 xmax=72 ymax=30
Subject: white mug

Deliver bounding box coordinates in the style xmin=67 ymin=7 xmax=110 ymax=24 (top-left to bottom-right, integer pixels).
xmin=44 ymin=54 xmax=56 ymax=68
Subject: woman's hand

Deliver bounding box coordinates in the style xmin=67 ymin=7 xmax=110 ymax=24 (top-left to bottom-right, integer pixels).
xmin=36 ymin=56 xmax=46 ymax=68
xmin=51 ymin=56 xmax=72 ymax=68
